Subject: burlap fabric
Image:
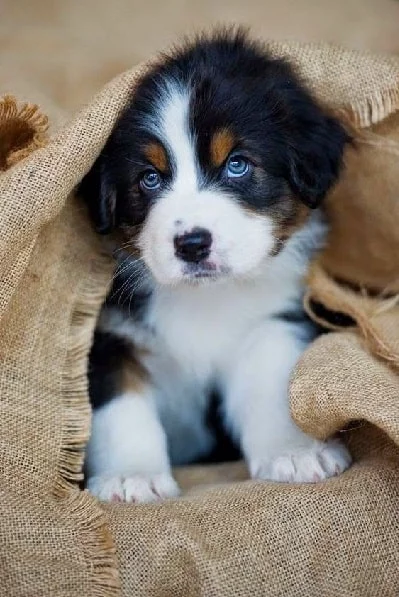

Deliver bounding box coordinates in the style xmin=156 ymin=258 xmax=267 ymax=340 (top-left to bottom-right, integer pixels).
xmin=0 ymin=41 xmax=398 ymax=597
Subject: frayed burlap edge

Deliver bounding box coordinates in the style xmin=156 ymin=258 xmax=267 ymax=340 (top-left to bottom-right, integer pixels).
xmin=339 ymin=87 xmax=399 ymax=128
xmin=63 ymin=489 xmax=121 ymax=595
xmin=56 ymin=249 xmax=119 ymax=596
xmin=57 ymin=255 xmax=113 ymax=496
xmin=0 ymin=95 xmax=49 ymax=170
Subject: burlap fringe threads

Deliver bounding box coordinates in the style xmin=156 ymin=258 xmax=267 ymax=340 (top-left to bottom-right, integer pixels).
xmin=0 ymin=94 xmax=49 ymax=171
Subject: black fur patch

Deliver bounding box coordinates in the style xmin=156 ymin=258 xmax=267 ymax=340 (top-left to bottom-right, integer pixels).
xmin=203 ymin=391 xmax=241 ymax=463
xmin=88 ymin=331 xmax=133 ymax=409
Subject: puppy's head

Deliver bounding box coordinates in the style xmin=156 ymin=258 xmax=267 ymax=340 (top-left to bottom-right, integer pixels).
xmin=81 ymin=29 xmax=349 ymax=285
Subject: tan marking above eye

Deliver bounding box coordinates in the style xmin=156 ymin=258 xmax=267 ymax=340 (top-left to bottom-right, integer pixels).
xmin=210 ymin=128 xmax=236 ymax=167
xmin=144 ymin=142 xmax=168 ymax=173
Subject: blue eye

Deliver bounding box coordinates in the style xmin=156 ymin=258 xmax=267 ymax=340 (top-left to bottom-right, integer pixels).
xmin=227 ymin=155 xmax=250 ymax=178
xmin=140 ymin=170 xmax=161 ymax=191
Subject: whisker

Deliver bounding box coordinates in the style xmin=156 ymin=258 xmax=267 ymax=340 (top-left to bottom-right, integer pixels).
xmin=110 ymin=266 xmax=140 ymax=301
xmin=113 ymin=239 xmax=137 ymax=252
xmin=112 ymin=259 xmax=136 ymax=282
xmin=115 ymin=272 xmax=138 ymax=306
xmin=111 ymin=258 xmax=149 ymax=305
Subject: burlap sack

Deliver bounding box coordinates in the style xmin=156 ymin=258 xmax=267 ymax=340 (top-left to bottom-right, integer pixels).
xmin=0 ymin=41 xmax=398 ymax=597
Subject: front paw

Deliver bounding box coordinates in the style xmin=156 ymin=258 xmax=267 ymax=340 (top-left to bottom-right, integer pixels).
xmin=86 ymin=472 xmax=180 ymax=503
xmin=250 ymin=439 xmax=352 ymax=483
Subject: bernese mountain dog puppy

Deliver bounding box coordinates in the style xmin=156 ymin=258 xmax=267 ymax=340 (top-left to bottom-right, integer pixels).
xmin=80 ymin=29 xmax=352 ymax=503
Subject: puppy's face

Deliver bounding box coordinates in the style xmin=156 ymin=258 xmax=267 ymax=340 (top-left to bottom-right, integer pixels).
xmin=82 ymin=31 xmax=349 ymax=285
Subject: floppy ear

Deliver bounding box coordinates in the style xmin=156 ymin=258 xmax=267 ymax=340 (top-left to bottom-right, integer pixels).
xmin=78 ymin=157 xmax=117 ymax=234
xmin=287 ymin=112 xmax=350 ymax=209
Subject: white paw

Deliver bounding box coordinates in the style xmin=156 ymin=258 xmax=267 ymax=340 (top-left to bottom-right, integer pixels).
xmin=250 ymin=439 xmax=352 ymax=483
xmin=86 ymin=472 xmax=180 ymax=503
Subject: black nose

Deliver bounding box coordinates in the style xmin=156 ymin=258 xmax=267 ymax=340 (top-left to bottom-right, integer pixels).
xmin=174 ymin=227 xmax=212 ymax=263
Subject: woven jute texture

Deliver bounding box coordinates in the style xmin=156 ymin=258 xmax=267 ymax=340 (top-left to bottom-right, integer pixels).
xmin=0 ymin=40 xmax=398 ymax=597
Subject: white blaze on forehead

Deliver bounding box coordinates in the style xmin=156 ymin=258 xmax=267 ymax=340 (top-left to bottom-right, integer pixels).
xmin=157 ymin=81 xmax=198 ymax=195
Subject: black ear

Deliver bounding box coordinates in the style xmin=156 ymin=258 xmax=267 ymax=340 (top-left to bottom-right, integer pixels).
xmin=287 ymin=112 xmax=350 ymax=209
xmin=78 ymin=157 xmax=116 ymax=234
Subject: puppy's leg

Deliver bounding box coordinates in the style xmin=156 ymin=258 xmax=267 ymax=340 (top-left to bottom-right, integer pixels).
xmin=85 ymin=330 xmax=179 ymax=503
xmin=86 ymin=387 xmax=179 ymax=503
xmin=86 ymin=395 xmax=179 ymax=504
xmin=223 ymin=318 xmax=351 ymax=483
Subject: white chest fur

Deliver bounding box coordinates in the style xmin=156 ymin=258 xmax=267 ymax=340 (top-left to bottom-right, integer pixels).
xmin=148 ymin=264 xmax=299 ymax=380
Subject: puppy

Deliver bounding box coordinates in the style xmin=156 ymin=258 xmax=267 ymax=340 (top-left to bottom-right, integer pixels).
xmin=81 ymin=29 xmax=352 ymax=503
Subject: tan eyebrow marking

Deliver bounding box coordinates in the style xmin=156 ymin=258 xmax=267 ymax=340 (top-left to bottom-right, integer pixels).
xmin=144 ymin=142 xmax=168 ymax=173
xmin=210 ymin=128 xmax=236 ymax=167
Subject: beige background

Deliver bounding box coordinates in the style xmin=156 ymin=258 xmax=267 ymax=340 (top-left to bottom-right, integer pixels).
xmin=1 ymin=0 xmax=399 ymax=114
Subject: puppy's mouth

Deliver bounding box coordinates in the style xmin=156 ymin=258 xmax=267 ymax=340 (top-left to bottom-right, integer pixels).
xmin=182 ymin=260 xmax=231 ymax=282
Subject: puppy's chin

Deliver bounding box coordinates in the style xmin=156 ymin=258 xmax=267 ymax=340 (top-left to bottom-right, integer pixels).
xmin=180 ymin=261 xmax=232 ymax=286
xmin=140 ymin=259 xmax=225 ymax=287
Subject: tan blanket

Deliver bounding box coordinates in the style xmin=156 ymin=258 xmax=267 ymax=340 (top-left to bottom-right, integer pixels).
xmin=0 ymin=40 xmax=398 ymax=597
